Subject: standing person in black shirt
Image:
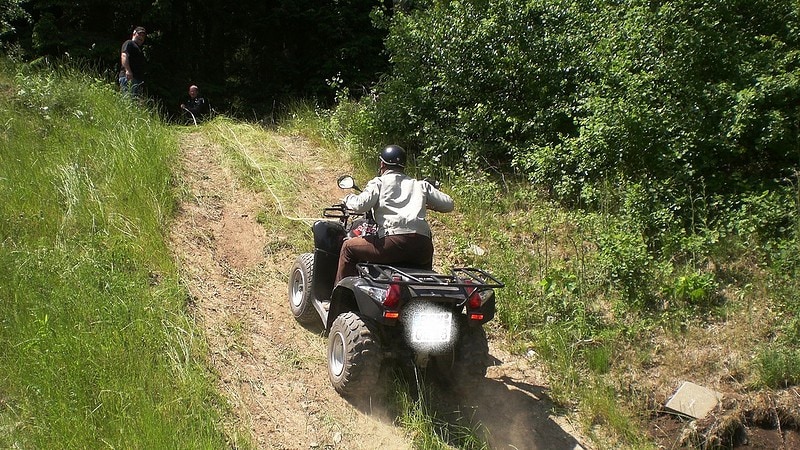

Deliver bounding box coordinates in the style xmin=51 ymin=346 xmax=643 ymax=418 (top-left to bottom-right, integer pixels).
xmin=119 ymin=26 xmax=146 ymax=97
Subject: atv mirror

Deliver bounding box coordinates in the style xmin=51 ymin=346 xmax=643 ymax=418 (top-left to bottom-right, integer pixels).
xmin=337 ymin=175 xmax=359 ymax=191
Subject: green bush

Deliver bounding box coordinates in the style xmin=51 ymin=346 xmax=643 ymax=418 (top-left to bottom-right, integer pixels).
xmin=368 ymin=0 xmax=800 ymax=242
xmin=377 ymin=0 xmax=582 ymax=169
xmin=754 ymin=349 xmax=800 ymax=389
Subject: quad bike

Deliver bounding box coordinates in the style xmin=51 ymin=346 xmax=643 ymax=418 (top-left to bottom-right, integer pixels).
xmin=288 ymin=175 xmax=504 ymax=398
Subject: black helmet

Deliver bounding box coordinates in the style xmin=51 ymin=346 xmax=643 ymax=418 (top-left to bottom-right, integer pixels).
xmin=379 ymin=145 xmax=406 ymax=167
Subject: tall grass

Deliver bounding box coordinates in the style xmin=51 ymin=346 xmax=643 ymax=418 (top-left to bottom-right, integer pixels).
xmin=0 ymin=60 xmax=236 ymax=448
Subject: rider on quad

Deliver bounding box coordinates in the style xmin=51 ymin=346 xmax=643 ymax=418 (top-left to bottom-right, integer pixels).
xmin=289 ymin=146 xmax=503 ymax=397
xmin=334 ymin=145 xmax=455 ymax=283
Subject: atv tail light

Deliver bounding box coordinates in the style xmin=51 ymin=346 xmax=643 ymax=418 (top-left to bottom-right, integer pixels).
xmin=384 ymin=277 xmax=402 ymax=309
xmin=464 ymin=279 xmax=482 ymax=309
xmin=469 ymin=312 xmax=484 ymax=321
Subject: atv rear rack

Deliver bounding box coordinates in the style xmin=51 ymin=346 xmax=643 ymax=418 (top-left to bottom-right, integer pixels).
xmin=356 ymin=263 xmax=504 ymax=290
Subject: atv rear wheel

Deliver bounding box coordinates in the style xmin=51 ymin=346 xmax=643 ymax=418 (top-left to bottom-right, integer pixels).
xmin=432 ymin=319 xmax=490 ymax=384
xmin=288 ymin=253 xmax=318 ymax=326
xmin=328 ymin=312 xmax=382 ymax=398
xmin=455 ymin=322 xmax=490 ymax=378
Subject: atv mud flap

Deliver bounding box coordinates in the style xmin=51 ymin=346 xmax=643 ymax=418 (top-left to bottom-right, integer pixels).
xmin=313 ymin=248 xmax=338 ymax=301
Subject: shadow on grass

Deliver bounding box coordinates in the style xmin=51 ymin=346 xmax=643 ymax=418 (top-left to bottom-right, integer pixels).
xmin=431 ymin=375 xmax=585 ymax=450
xmin=343 ymin=355 xmax=586 ymax=449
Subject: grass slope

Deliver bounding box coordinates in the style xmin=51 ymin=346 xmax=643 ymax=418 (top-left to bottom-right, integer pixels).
xmin=0 ymin=61 xmax=238 ymax=448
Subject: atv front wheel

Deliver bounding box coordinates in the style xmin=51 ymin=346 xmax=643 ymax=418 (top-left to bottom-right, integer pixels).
xmin=288 ymin=253 xmax=318 ymax=326
xmin=328 ymin=312 xmax=382 ymax=397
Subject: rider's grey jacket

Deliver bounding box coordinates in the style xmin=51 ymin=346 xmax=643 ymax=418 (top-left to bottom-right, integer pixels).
xmin=343 ymin=170 xmax=454 ymax=238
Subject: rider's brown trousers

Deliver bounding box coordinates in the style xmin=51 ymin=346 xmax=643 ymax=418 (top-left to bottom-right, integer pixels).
xmin=335 ymin=233 xmax=434 ymax=283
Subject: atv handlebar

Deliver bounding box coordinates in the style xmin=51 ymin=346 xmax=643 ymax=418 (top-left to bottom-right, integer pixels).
xmin=323 ymin=203 xmax=349 ymax=219
xmin=322 ymin=203 xmax=366 ymax=229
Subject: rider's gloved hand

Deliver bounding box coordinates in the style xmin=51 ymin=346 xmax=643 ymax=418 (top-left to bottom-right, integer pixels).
xmin=341 ymin=193 xmax=357 ymax=208
xmin=423 ymin=177 xmax=441 ymax=189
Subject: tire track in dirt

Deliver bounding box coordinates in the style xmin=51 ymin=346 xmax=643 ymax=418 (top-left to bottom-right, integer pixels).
xmin=169 ymin=130 xmax=590 ymax=449
xmin=170 ymin=131 xmax=409 ymax=449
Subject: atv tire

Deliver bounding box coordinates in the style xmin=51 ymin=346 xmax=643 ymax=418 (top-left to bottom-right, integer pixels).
xmin=328 ymin=312 xmax=383 ymax=398
xmin=432 ymin=319 xmax=490 ymax=384
xmin=288 ymin=253 xmax=318 ymax=326
xmin=455 ymin=322 xmax=490 ymax=378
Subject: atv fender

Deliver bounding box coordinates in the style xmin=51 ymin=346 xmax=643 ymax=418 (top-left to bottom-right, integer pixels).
xmin=311 ymin=220 xmax=346 ymax=302
xmin=313 ymin=220 xmax=346 ymax=254
xmin=312 ymin=248 xmax=338 ymax=301
xmin=327 ymin=277 xmax=385 ymax=331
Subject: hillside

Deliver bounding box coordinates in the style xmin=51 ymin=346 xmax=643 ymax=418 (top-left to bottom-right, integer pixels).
xmin=4 ymin=58 xmax=798 ymax=449
xmin=169 ymin=128 xmax=590 ymax=449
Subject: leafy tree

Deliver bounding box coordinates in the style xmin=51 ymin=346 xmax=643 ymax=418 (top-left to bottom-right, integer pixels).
xmin=544 ymin=0 xmax=800 ymax=200
xmin=377 ymin=0 xmax=586 ymax=171
xmin=2 ymin=0 xmax=393 ymax=117
xmin=373 ymin=0 xmax=800 ymax=208
xmin=0 ymin=0 xmax=30 ymax=39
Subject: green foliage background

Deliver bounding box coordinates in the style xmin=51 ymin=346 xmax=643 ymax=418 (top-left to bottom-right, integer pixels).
xmin=376 ymin=1 xmax=800 ymax=196
xmin=359 ymin=0 xmax=800 ymax=305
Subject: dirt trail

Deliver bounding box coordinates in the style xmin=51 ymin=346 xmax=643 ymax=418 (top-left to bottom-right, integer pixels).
xmin=169 ymin=130 xmax=589 ymax=449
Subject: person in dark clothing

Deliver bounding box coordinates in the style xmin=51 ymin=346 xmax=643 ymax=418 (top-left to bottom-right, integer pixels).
xmin=180 ymin=85 xmax=210 ymax=124
xmin=119 ymin=26 xmax=146 ymax=97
